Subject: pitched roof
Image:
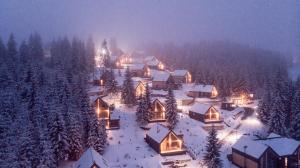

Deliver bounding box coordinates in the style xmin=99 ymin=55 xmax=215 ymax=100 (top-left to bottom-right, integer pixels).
xmin=144 ymin=56 xmax=157 ymax=62
xmin=172 ymin=70 xmax=189 ymax=76
xmin=190 ymin=84 xmax=215 ymax=93
xmin=152 ymin=72 xmax=170 ymax=82
xmin=146 ymin=59 xmax=160 ymax=66
xmin=74 ymin=147 xmax=109 ymax=168
xmin=189 ymin=103 xmax=212 ymax=114
xmin=261 ymin=133 xmax=300 ymax=156
xmin=125 ymin=63 xmax=146 ymax=71
xmin=232 ymin=136 xmax=269 ymax=159
xmin=147 ymin=123 xmax=170 ymax=143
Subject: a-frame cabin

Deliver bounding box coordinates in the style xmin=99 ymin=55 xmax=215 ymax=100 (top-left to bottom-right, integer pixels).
xmin=148 ymin=99 xmax=166 ymax=122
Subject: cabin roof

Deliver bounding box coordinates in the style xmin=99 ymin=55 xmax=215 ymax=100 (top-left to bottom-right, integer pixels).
xmin=94 ymin=97 xmax=109 ymax=108
xmin=147 ymin=123 xmax=170 ymax=143
xmin=146 ymin=59 xmax=160 ymax=66
xmin=126 ymin=63 xmax=146 ymax=71
xmin=187 ymin=84 xmax=215 ymax=93
xmin=172 ymin=70 xmax=189 ymax=76
xmin=259 ymin=133 xmax=300 ymax=156
xmin=74 ymin=147 xmax=109 ymax=168
xmin=189 ymin=103 xmax=213 ymax=115
xmin=144 ymin=56 xmax=157 ymax=62
xmin=152 ymin=72 xmax=170 ymax=82
xmin=232 ymin=136 xmax=269 ymax=159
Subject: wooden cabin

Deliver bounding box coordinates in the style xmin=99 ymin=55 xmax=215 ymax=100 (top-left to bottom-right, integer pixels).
xmin=74 ymin=147 xmax=109 ymax=168
xmin=186 ymin=84 xmax=218 ymax=98
xmin=144 ymin=56 xmax=164 ymax=70
xmin=152 ymin=73 xmax=175 ymax=90
xmin=94 ymin=97 xmax=120 ymax=129
xmin=171 ymin=70 xmax=192 ymax=84
xmin=189 ymin=103 xmax=223 ymax=124
xmin=149 ymin=99 xmax=166 ymax=122
xmin=126 ymin=63 xmax=150 ymax=78
xmin=221 ymin=102 xmax=235 ymax=111
xmin=133 ymin=81 xmax=146 ymax=98
xmin=145 ymin=124 xmax=185 ymax=156
xmin=231 ymin=134 xmax=300 ymax=168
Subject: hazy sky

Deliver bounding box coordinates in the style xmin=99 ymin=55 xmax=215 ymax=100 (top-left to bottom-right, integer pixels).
xmin=0 ymin=0 xmax=299 ymax=57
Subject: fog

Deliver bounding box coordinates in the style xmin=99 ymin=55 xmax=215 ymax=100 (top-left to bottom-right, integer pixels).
xmin=0 ymin=0 xmax=299 ymax=57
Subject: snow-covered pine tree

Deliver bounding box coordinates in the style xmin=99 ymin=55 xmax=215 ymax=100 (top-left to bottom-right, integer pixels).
xmin=49 ymin=113 xmax=70 ymax=164
xmin=106 ymin=69 xmax=118 ymax=95
xmin=258 ymin=79 xmax=272 ymax=124
xmin=203 ymin=127 xmax=223 ymax=168
xmin=268 ymin=93 xmax=287 ymax=135
xmin=87 ymin=116 xmax=107 ymax=155
xmin=144 ymin=83 xmax=151 ymax=109
xmin=121 ymin=67 xmax=136 ymax=105
xmin=101 ymin=39 xmax=111 ymax=68
xmin=86 ymin=37 xmax=96 ymax=73
xmin=288 ymin=87 xmax=300 ymax=140
xmin=165 ymin=88 xmax=178 ymax=129
xmin=37 ymin=128 xmax=56 ymax=168
xmin=136 ymin=96 xmax=149 ymax=127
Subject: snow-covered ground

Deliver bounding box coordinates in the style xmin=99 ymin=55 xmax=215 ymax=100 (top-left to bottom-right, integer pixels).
xmin=61 ymin=83 xmax=266 ymax=168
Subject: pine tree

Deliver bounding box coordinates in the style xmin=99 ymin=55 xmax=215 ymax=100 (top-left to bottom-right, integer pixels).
xmin=144 ymin=83 xmax=152 ymax=109
xmin=101 ymin=39 xmax=111 ymax=68
xmin=121 ymin=67 xmax=136 ymax=105
xmin=268 ymin=94 xmax=287 ymax=135
xmin=288 ymin=88 xmax=300 ymax=139
xmin=86 ymin=37 xmax=96 ymax=72
xmin=106 ymin=69 xmax=118 ymax=95
xmin=258 ymin=80 xmax=272 ymax=124
xmin=37 ymin=128 xmax=56 ymax=168
xmin=165 ymin=88 xmax=178 ymax=129
xmin=88 ymin=117 xmax=107 ymax=155
xmin=136 ymin=96 xmax=149 ymax=127
xmin=203 ymin=127 xmax=223 ymax=168
xmin=49 ymin=113 xmax=70 ymax=163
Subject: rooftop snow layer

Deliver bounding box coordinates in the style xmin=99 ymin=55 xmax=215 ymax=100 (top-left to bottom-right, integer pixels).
xmin=189 ymin=103 xmax=212 ymax=114
xmin=232 ymin=136 xmax=268 ymax=159
xmin=261 ymin=133 xmax=300 ymax=156
xmin=172 ymin=70 xmax=188 ymax=76
xmin=152 ymin=71 xmax=170 ymax=82
xmin=147 ymin=123 xmax=170 ymax=143
xmin=74 ymin=147 xmax=109 ymax=168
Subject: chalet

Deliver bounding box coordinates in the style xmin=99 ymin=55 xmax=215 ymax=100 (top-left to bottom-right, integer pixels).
xmin=94 ymin=97 xmax=120 ymax=129
xmin=149 ymin=99 xmax=166 ymax=122
xmin=232 ymin=136 xmax=278 ymax=168
xmin=145 ymin=124 xmax=185 ymax=156
xmin=221 ymin=102 xmax=235 ymax=111
xmin=74 ymin=147 xmax=109 ymax=168
xmin=133 ymin=81 xmax=146 ymax=98
xmin=144 ymin=56 xmax=164 ymax=70
xmin=126 ymin=63 xmax=150 ymax=78
xmin=231 ymin=134 xmax=300 ymax=168
xmin=171 ymin=70 xmax=192 ymax=84
xmin=186 ymin=84 xmax=218 ymax=98
xmin=152 ymin=72 xmax=175 ymax=90
xmin=174 ymin=90 xmax=194 ymax=106
xmin=189 ymin=103 xmax=223 ymax=124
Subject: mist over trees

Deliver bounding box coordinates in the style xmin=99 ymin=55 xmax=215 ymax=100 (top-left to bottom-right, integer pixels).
xmin=143 ymin=41 xmax=287 ymax=98
xmin=0 ymin=34 xmax=106 ymax=167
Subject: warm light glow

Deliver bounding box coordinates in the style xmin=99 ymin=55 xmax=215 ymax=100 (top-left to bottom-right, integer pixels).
xmin=100 ymin=79 xmax=104 ymax=85
xmin=101 ymin=48 xmax=107 ymax=55
xmin=97 ymin=99 xmax=100 ymax=118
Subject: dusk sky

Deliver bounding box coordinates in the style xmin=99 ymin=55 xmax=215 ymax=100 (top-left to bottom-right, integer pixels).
xmin=0 ymin=0 xmax=299 ymax=57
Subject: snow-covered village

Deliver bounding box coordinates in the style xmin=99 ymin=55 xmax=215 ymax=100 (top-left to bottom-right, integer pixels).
xmin=1 ymin=1 xmax=300 ymax=168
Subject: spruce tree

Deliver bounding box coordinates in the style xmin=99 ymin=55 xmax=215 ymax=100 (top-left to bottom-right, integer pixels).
xmin=203 ymin=127 xmax=223 ymax=168
xmin=136 ymin=96 xmax=149 ymax=127
xmin=268 ymin=94 xmax=287 ymax=135
xmin=258 ymin=80 xmax=272 ymax=124
xmin=121 ymin=67 xmax=136 ymax=105
xmin=288 ymin=88 xmax=300 ymax=139
xmin=101 ymin=39 xmax=111 ymax=68
xmin=165 ymin=88 xmax=178 ymax=129
xmin=88 ymin=117 xmax=107 ymax=155
xmin=106 ymin=69 xmax=118 ymax=95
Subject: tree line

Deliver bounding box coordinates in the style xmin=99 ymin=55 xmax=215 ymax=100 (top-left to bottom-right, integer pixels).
xmin=0 ymin=34 xmax=107 ymax=167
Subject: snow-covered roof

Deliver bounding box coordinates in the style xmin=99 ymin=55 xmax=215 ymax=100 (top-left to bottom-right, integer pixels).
xmin=152 ymin=90 xmax=168 ymax=96
xmin=125 ymin=63 xmax=146 ymax=71
xmin=133 ymin=81 xmax=144 ymax=89
xmin=188 ymin=84 xmax=215 ymax=93
xmin=152 ymin=72 xmax=170 ymax=82
xmin=147 ymin=123 xmax=170 ymax=143
xmin=146 ymin=59 xmax=160 ymax=66
xmin=189 ymin=103 xmax=212 ymax=114
xmin=232 ymin=136 xmax=268 ymax=159
xmin=173 ymin=90 xmax=192 ymax=100
xmin=144 ymin=56 xmax=157 ymax=62
xmin=261 ymin=133 xmax=300 ymax=156
xmin=74 ymin=147 xmax=109 ymax=168
xmin=172 ymin=70 xmax=189 ymax=76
